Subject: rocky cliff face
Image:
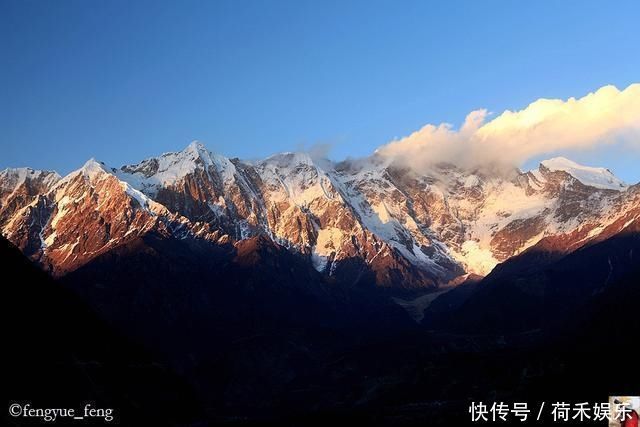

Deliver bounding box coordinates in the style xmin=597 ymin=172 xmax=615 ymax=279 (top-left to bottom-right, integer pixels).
xmin=1 ymin=142 xmax=637 ymax=289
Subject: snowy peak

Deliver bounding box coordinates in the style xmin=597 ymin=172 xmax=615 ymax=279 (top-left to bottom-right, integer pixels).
xmin=256 ymin=151 xmax=340 ymax=206
xmin=77 ymin=158 xmax=110 ymax=180
xmin=51 ymin=158 xmax=164 ymax=216
xmin=182 ymin=140 xmax=215 ymax=165
xmin=118 ymin=141 xmax=219 ymax=194
xmin=52 ymin=159 xmax=113 ymax=189
xmin=115 ymin=142 xmax=263 ymax=240
xmin=537 ymin=157 xmax=627 ymax=191
xmin=0 ymin=167 xmax=61 ymax=192
xmin=184 ymin=140 xmax=207 ymax=154
xmin=260 ymin=151 xmax=316 ymax=168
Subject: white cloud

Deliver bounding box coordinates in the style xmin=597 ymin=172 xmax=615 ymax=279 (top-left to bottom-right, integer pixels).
xmin=376 ymin=83 xmax=640 ymax=172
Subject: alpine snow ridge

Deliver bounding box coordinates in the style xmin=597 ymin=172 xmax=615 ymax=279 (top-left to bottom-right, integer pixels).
xmin=1 ymin=142 xmax=638 ymax=290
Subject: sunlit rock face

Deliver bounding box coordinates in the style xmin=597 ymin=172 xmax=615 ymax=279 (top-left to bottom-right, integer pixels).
xmin=2 ymin=142 xmax=637 ymax=289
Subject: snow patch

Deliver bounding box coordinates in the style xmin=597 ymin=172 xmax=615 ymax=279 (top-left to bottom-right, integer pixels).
xmin=393 ymin=287 xmax=453 ymax=323
xmin=457 ymin=240 xmax=499 ymax=276
xmin=120 ymin=181 xmax=153 ymax=212
xmin=44 ymin=232 xmax=57 ymax=247
xmin=310 ymin=249 xmax=329 ymax=272
xmin=463 ymin=175 xmax=480 ymax=188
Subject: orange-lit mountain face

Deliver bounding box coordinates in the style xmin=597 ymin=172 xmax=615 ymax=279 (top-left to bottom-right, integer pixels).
xmin=1 ymin=142 xmax=638 ymax=289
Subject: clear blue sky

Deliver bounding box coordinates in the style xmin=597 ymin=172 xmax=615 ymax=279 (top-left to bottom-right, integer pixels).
xmin=1 ymin=0 xmax=639 ymax=181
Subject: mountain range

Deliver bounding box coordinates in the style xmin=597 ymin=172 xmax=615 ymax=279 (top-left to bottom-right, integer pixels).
xmin=1 ymin=141 xmax=638 ymax=291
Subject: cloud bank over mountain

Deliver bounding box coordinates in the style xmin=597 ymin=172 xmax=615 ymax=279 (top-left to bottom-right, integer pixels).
xmin=376 ymin=83 xmax=640 ymax=172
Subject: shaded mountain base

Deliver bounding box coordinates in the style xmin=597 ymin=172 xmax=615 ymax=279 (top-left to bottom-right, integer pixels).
xmin=206 ymin=290 xmax=639 ymax=426
xmin=3 ymin=231 xmax=639 ymax=426
xmin=428 ymin=230 xmax=640 ymax=335
xmin=1 ymin=237 xmax=203 ymax=426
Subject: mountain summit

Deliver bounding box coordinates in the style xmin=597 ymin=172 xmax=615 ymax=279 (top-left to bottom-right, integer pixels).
xmin=537 ymin=157 xmax=627 ymax=191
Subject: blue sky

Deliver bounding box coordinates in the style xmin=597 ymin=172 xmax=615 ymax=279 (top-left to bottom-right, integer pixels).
xmin=1 ymin=0 xmax=639 ymax=181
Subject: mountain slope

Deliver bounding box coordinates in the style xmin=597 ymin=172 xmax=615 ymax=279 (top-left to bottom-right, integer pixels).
xmin=58 ymin=231 xmax=415 ymax=413
xmin=423 ymin=216 xmax=640 ymax=334
xmin=0 ymin=236 xmax=202 ymax=426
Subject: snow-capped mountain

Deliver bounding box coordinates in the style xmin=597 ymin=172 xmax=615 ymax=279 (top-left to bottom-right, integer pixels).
xmin=535 ymin=157 xmax=627 ymax=191
xmin=1 ymin=142 xmax=638 ymax=289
